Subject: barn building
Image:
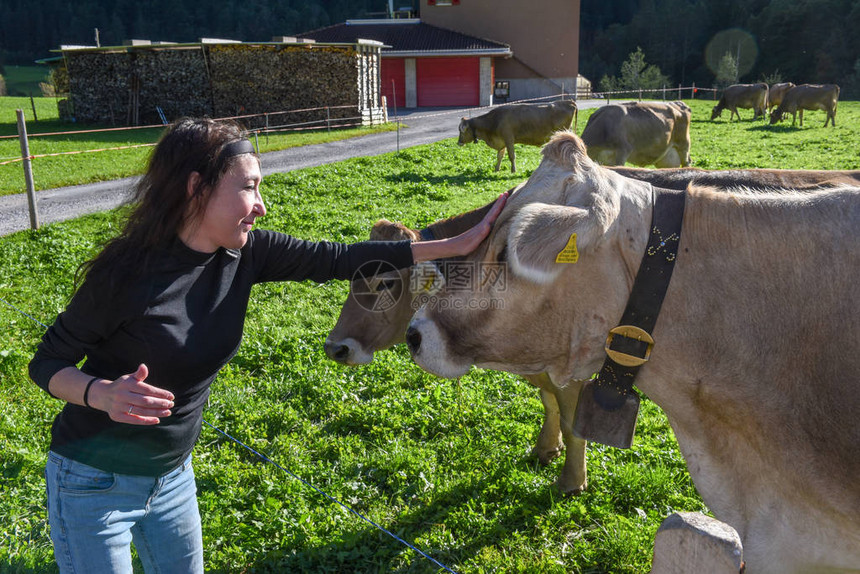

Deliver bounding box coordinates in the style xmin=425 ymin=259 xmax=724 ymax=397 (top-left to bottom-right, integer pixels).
xmin=297 ymin=20 xmax=511 ymax=108
xmin=298 ymin=0 xmax=582 ymax=108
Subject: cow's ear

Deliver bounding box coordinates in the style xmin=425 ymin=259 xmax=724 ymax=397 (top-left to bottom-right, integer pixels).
xmin=507 ymin=202 xmax=603 ymax=284
xmin=410 ymin=261 xmax=445 ymax=298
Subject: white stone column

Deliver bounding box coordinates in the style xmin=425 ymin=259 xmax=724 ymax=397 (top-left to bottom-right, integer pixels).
xmin=405 ymin=58 xmax=417 ymax=108
xmin=480 ymin=57 xmax=493 ymax=106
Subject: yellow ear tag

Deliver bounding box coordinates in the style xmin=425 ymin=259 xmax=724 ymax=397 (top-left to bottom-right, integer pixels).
xmin=555 ymin=233 xmax=579 ymax=264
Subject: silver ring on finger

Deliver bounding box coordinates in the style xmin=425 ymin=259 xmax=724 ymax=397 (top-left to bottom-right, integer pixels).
xmin=128 ymin=405 xmax=134 ymax=415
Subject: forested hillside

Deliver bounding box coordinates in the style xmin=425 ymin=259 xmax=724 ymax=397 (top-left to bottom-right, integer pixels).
xmin=0 ymin=0 xmax=394 ymax=63
xmin=580 ymin=0 xmax=860 ymax=95
xmin=2 ymin=0 xmax=859 ymax=96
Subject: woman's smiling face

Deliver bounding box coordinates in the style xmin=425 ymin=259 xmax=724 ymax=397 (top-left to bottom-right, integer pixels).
xmin=180 ymin=154 xmax=265 ymax=253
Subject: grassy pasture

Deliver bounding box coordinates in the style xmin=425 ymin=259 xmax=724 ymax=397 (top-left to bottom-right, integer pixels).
xmin=0 ymin=96 xmax=396 ymax=197
xmin=1 ymin=98 xmax=858 ymax=573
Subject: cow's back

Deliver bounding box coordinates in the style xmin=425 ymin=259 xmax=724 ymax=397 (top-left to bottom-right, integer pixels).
xmin=783 ymin=83 xmax=839 ymax=110
xmin=495 ymin=101 xmax=576 ymax=146
xmin=582 ymin=102 xmax=689 ymax=167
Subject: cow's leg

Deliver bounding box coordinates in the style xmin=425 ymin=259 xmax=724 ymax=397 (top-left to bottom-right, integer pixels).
xmin=798 ymin=109 xmax=803 ymax=127
xmin=614 ymin=145 xmax=632 ymax=167
xmin=507 ymin=142 xmax=517 ymax=173
xmin=826 ymin=108 xmax=836 ymax=127
xmin=494 ymin=148 xmax=505 ymax=172
xmin=523 ymin=374 xmax=563 ymax=464
xmin=655 ymin=148 xmax=682 ymax=168
xmin=550 ymin=377 xmax=588 ymax=495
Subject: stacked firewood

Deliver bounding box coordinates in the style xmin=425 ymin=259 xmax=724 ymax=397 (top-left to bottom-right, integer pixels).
xmin=59 ymin=42 xmax=371 ymax=128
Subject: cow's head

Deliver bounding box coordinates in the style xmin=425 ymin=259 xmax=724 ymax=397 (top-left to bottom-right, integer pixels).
xmin=407 ymin=131 xmax=650 ymax=381
xmin=710 ymin=105 xmax=723 ymax=120
xmin=769 ymin=109 xmax=784 ymax=124
xmin=458 ymin=118 xmax=476 ymax=146
xmin=325 ymin=220 xmax=444 ymax=365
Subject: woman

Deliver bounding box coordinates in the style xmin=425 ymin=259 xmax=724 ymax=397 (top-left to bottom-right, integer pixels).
xmin=29 ymin=117 xmax=506 ymax=573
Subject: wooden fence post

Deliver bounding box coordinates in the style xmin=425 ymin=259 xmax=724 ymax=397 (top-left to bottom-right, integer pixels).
xmin=16 ymin=109 xmax=40 ymax=230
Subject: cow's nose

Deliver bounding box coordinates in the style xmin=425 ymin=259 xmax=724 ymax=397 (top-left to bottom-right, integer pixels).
xmin=324 ymin=341 xmax=351 ymax=363
xmin=406 ymin=326 xmax=422 ymax=355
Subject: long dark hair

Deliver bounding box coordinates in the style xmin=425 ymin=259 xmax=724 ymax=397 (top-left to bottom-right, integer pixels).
xmin=76 ymin=118 xmax=256 ymax=287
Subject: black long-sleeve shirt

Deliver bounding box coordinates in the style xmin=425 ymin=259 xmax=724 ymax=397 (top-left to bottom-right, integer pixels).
xmin=29 ymin=230 xmax=414 ymax=476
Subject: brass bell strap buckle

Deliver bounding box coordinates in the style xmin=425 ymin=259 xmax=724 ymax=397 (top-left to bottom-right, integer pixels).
xmin=604 ymin=325 xmax=655 ymax=368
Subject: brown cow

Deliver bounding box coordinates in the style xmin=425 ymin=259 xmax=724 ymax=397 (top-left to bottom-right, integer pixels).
xmin=458 ymin=99 xmax=578 ymax=173
xmin=581 ymin=101 xmax=691 ymax=168
xmin=406 ymin=131 xmax=860 ymax=573
xmin=770 ymin=83 xmax=840 ymax=127
xmin=767 ymin=82 xmax=796 ymax=113
xmin=324 ymin=165 xmax=860 ymax=496
xmin=324 ymin=199 xmax=589 ymax=494
xmin=710 ymin=83 xmax=768 ymax=121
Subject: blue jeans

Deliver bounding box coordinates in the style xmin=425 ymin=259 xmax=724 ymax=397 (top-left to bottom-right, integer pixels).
xmin=45 ymin=451 xmax=203 ymax=574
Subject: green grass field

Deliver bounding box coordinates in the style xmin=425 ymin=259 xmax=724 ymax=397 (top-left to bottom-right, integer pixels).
xmin=1 ymin=98 xmax=858 ymax=573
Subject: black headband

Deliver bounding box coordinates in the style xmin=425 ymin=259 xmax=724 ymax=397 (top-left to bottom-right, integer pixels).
xmin=217 ymin=139 xmax=256 ymax=162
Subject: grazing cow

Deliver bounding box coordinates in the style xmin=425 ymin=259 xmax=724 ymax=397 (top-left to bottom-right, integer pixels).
xmin=770 ymin=83 xmax=840 ymax=127
xmin=323 ymin=165 xmax=858 ymax=496
xmin=710 ymin=83 xmax=768 ymax=121
xmin=767 ymin=82 xmax=795 ymax=113
xmin=407 ymin=131 xmax=860 ymax=573
xmin=581 ymin=101 xmax=691 ymax=168
xmin=458 ymin=99 xmax=578 ymax=173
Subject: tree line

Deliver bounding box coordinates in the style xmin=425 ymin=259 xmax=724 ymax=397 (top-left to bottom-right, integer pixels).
xmin=2 ymin=0 xmax=859 ymax=98
xmin=0 ymin=0 xmax=396 ymax=66
xmin=581 ymin=0 xmax=860 ymax=98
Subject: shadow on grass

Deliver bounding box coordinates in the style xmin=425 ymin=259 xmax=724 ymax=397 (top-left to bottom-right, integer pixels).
xmin=205 ymin=462 xmax=567 ymax=574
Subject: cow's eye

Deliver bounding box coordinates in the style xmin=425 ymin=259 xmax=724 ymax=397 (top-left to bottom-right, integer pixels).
xmin=377 ymin=279 xmax=398 ymax=291
xmin=496 ymin=245 xmax=508 ymax=263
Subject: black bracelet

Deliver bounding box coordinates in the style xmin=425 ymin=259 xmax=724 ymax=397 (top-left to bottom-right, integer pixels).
xmin=83 ymin=376 xmax=100 ymax=408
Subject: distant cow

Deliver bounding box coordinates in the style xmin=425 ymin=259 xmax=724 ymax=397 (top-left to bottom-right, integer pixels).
xmin=711 ymin=83 xmax=768 ymax=121
xmin=407 ymin=131 xmax=860 ymax=573
xmin=770 ymin=83 xmax=840 ymax=127
xmin=581 ymin=101 xmax=691 ymax=168
xmin=458 ymin=100 xmax=578 ymax=173
xmin=767 ymin=82 xmax=795 ymax=113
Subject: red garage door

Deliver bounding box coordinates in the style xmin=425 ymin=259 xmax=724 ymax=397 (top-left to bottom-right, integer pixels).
xmin=381 ymin=58 xmax=406 ymax=109
xmin=417 ymin=57 xmax=480 ymax=107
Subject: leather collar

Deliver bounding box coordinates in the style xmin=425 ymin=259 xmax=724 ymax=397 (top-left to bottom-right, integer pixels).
xmin=573 ymin=186 xmax=687 ymax=448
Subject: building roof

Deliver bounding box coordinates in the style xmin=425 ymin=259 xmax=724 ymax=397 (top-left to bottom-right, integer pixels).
xmin=297 ymin=19 xmax=512 ymax=58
